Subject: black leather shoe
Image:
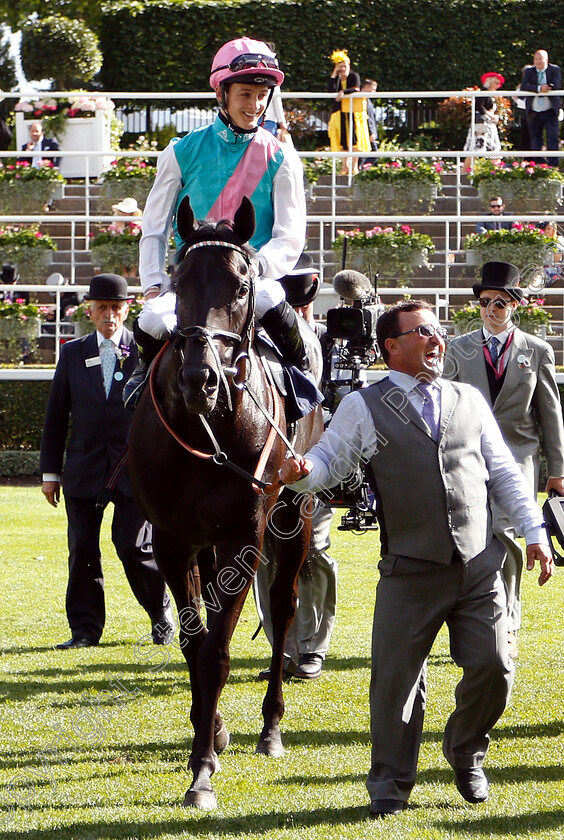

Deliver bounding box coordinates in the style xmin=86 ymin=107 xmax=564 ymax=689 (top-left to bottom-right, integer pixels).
xmin=295 ymin=653 xmax=323 ymax=679
xmin=454 ymin=767 xmax=489 ymax=803
xmin=258 ymin=655 xmax=296 ymax=681
xmin=369 ymin=799 xmax=405 ymax=818
xmin=55 ymin=637 xmax=98 ymax=649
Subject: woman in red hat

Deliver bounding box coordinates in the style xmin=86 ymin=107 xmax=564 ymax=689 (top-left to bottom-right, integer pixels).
xmin=463 ymin=72 xmax=505 ymax=171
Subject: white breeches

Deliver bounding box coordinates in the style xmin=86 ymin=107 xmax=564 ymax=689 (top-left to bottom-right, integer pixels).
xmin=138 ymin=280 xmax=286 ymax=339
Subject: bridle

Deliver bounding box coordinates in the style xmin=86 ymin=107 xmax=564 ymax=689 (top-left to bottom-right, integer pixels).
xmin=150 ymin=237 xmax=295 ymax=492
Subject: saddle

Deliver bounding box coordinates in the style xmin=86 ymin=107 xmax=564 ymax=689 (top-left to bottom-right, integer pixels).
xmin=254 ymin=324 xmax=323 ymax=423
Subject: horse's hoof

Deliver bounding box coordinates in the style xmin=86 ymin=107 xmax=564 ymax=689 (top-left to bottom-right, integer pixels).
xmin=256 ymin=737 xmax=285 ymax=758
xmin=182 ymin=788 xmax=217 ymax=810
xmin=214 ymin=724 xmax=230 ymax=755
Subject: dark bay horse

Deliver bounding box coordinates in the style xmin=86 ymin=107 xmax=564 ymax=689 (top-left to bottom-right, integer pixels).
xmin=128 ymin=195 xmax=323 ymax=810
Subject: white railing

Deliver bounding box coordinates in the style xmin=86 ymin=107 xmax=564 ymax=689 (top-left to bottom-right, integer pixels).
xmin=2 ymin=88 xmax=564 ymax=373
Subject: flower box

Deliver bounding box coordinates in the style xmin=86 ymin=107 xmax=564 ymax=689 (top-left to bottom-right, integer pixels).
xmin=463 ymin=226 xmax=553 ymax=277
xmin=0 ymin=227 xmax=57 ymax=282
xmin=353 ymin=159 xmax=444 ymax=215
xmin=0 ymin=300 xmax=42 ymax=363
xmin=0 ymin=180 xmax=63 ymax=215
xmin=333 ymin=225 xmax=435 ymax=285
xmin=16 ymin=111 xmax=112 ymax=179
xmin=469 ymin=159 xmax=564 ymax=214
xmin=354 ymin=181 xmax=439 ymax=215
xmin=90 ymin=242 xmax=140 ymax=278
xmin=476 ymin=179 xmax=563 ymax=214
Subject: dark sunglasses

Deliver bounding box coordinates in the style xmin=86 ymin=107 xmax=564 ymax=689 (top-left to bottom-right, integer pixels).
xmin=395 ymin=324 xmax=448 ymax=339
xmin=217 ymin=53 xmax=279 ymax=73
xmin=478 ymin=297 xmax=512 ymax=309
xmin=490 ymin=203 xmax=503 ymax=208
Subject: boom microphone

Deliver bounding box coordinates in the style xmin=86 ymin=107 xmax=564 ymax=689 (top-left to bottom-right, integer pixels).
xmin=332 ymin=269 xmax=372 ymax=302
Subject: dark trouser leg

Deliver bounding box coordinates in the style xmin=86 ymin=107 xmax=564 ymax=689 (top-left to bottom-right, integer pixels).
xmin=527 ymin=113 xmax=544 ymax=162
xmin=123 ymin=318 xmax=165 ymax=409
xmin=64 ymin=495 xmax=105 ymax=642
xmin=260 ymin=301 xmax=309 ymax=372
xmin=543 ymin=110 xmax=560 ymax=168
xmin=110 ymin=489 xmax=170 ymax=621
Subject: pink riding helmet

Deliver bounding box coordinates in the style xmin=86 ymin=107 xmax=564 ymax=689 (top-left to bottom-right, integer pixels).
xmin=209 ymin=38 xmax=285 ymax=89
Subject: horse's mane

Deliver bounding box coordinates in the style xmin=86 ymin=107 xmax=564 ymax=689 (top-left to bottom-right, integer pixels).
xmin=172 ymin=218 xmax=254 ymax=293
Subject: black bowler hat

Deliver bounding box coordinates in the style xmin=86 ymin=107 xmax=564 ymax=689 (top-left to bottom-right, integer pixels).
xmin=83 ymin=273 xmax=133 ymax=301
xmin=279 ymin=254 xmax=320 ymax=307
xmin=472 ymin=261 xmax=526 ymax=303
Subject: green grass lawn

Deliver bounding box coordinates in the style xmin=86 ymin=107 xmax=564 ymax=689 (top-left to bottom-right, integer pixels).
xmin=1 ymin=483 xmax=563 ymax=840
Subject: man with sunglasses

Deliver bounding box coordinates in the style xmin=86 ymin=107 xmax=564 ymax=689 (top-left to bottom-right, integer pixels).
xmin=124 ymin=37 xmax=309 ymax=406
xmin=475 ymin=196 xmax=513 ymax=233
xmin=274 ymin=298 xmax=552 ymax=817
xmin=445 ymin=261 xmax=564 ymax=659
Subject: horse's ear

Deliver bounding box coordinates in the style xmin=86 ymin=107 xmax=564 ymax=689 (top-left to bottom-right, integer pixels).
xmin=176 ymin=196 xmax=197 ymax=243
xmin=232 ymin=196 xmax=256 ymax=244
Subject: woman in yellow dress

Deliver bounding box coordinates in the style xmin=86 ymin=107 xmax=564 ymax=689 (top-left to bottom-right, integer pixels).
xmin=327 ymin=50 xmax=371 ymax=175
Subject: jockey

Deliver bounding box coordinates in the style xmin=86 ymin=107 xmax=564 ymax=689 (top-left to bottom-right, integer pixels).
xmin=124 ymin=37 xmax=308 ymax=407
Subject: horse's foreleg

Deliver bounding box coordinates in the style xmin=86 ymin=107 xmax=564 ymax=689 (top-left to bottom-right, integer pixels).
xmin=151 ymin=531 xmax=226 ymax=810
xmin=183 ymin=539 xmax=258 ymax=810
xmin=257 ymin=490 xmax=312 ymax=757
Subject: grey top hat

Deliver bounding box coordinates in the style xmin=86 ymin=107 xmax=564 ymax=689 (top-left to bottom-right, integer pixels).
xmin=83 ymin=273 xmax=133 ymax=301
xmin=472 ymin=261 xmax=526 ymax=303
xmin=279 ymin=254 xmax=320 ymax=307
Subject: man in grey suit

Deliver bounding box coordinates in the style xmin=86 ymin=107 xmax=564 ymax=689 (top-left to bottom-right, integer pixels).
xmin=276 ymin=299 xmax=552 ymax=817
xmin=40 ymin=274 xmax=173 ymax=649
xmin=445 ymin=262 xmax=564 ymax=658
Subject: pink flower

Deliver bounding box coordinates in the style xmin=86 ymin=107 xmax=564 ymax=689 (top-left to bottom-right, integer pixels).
xmin=336 ymin=229 xmax=345 ymax=236
xmin=391 ymin=161 xmax=402 ymax=168
xmin=511 ymin=222 xmax=524 ymax=230
xmin=365 ymin=230 xmax=374 ymax=238
xmin=400 ymin=225 xmax=412 ymax=234
xmin=15 ymin=298 xmax=25 ymax=305
xmin=382 ymin=226 xmax=394 ymax=234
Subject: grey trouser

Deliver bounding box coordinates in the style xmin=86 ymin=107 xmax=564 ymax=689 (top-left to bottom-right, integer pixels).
xmin=366 ymin=542 xmax=514 ymax=804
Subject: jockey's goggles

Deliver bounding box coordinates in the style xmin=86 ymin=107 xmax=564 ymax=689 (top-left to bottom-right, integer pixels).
xmin=216 ymin=53 xmax=280 ymax=74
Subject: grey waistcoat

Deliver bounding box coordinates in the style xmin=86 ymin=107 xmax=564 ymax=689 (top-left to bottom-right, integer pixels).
xmin=360 ymin=378 xmax=492 ymax=564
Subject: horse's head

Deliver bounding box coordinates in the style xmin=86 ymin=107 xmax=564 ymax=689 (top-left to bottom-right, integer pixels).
xmin=172 ymin=195 xmax=256 ymax=414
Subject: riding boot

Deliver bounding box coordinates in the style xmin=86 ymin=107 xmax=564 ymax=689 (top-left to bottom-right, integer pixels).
xmin=123 ymin=320 xmax=165 ymax=410
xmin=260 ymin=300 xmax=310 ymax=372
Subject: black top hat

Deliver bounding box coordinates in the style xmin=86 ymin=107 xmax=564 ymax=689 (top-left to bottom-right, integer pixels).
xmin=1 ymin=264 xmax=19 ymax=284
xmin=279 ymin=254 xmax=320 ymax=307
xmin=472 ymin=261 xmax=526 ymax=303
xmin=83 ymin=273 xmax=133 ymax=301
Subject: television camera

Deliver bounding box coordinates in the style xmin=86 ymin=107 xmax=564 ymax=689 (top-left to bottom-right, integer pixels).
xmin=320 ymin=268 xmax=385 ymax=532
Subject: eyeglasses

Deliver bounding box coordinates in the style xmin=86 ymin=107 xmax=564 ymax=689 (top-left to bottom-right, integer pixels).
xmin=490 ymin=203 xmax=503 ymax=209
xmin=394 ymin=324 xmax=448 ymax=339
xmin=216 ymin=53 xmax=279 ymax=74
xmin=478 ymin=297 xmax=512 ymax=309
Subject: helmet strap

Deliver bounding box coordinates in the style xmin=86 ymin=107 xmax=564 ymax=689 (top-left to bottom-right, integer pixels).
xmin=218 ymin=83 xmax=261 ymax=135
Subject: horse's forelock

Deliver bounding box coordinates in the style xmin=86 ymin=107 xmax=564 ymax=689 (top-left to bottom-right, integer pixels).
xmin=172 ymin=225 xmax=253 ymax=295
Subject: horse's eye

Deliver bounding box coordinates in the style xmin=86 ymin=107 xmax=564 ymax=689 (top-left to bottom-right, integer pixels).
xmin=237 ymin=284 xmax=250 ymax=299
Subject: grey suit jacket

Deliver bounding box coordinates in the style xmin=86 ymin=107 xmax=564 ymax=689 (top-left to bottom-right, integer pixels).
xmin=445 ymin=327 xmax=564 ymax=489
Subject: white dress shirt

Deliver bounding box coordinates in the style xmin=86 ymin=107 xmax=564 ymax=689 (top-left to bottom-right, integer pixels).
xmin=291 ymin=371 xmax=548 ymax=546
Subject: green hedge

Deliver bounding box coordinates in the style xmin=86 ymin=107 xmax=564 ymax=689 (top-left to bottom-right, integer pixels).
xmin=100 ymin=0 xmax=564 ymax=94
xmin=0 ymin=451 xmax=40 ymax=476
xmin=0 ymin=381 xmax=51 ymax=451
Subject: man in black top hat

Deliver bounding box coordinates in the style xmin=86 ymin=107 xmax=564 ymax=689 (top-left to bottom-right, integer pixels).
xmin=40 ymin=274 xmax=173 ymax=649
xmin=254 ymin=254 xmax=338 ymax=679
xmin=445 ymin=261 xmax=564 ymax=658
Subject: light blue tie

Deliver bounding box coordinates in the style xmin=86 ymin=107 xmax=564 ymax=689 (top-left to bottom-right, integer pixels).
xmin=418 ymin=382 xmax=440 ymax=441
xmin=100 ymin=339 xmax=116 ymax=397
